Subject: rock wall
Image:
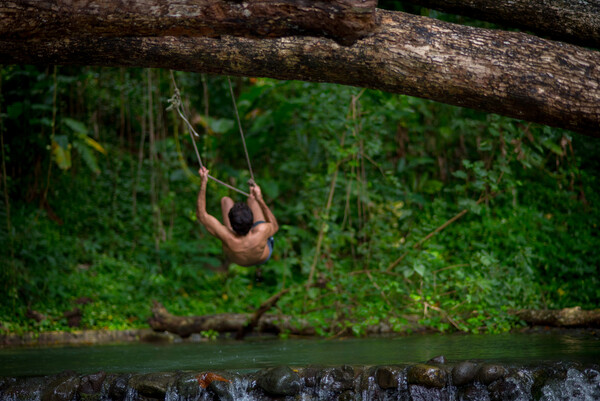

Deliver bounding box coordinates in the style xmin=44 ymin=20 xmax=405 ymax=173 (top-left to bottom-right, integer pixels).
xmin=1 ymin=359 xmax=599 ymax=400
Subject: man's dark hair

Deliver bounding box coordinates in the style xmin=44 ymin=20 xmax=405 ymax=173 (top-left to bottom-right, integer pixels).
xmin=229 ymin=202 xmax=254 ymax=235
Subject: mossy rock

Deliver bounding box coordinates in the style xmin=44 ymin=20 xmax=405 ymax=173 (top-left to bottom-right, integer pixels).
xmin=407 ymin=364 xmax=447 ymax=388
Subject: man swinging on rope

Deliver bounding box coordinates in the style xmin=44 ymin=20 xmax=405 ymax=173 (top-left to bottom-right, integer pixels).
xmin=196 ymin=166 xmax=278 ymax=267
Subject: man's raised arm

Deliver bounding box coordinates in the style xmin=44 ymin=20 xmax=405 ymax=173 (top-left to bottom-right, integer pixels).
xmin=196 ymin=167 xmax=231 ymax=241
xmin=251 ymin=185 xmax=279 ymax=236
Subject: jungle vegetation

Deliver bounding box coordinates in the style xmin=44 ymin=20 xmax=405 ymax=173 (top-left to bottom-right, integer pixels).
xmin=1 ymin=62 xmax=598 ymax=337
xmin=2 ymin=0 xmax=600 ymax=336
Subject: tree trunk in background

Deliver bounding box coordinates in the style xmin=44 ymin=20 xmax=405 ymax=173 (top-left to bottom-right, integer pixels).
xmin=147 ymin=302 xmax=426 ymax=336
xmin=148 ymin=301 xmax=317 ymax=337
xmin=514 ymin=307 xmax=600 ymax=327
xmin=1 ymin=9 xmax=599 ymax=136
xmin=0 ymin=0 xmax=376 ymax=45
xmin=407 ymin=0 xmax=600 ymax=49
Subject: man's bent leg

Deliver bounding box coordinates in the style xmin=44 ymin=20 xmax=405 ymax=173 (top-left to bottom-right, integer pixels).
xmin=220 ymin=196 xmax=234 ymax=231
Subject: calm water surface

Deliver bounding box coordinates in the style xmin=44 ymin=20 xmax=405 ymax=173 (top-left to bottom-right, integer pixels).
xmin=1 ymin=332 xmax=599 ymax=377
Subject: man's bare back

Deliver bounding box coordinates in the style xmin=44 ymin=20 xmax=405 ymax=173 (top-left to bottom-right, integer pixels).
xmin=196 ymin=167 xmax=278 ymax=267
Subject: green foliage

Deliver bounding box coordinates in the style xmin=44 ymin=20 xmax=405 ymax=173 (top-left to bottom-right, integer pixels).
xmin=0 ymin=66 xmax=598 ymax=337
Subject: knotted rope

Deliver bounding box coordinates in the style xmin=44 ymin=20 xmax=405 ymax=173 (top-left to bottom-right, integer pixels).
xmin=168 ymin=71 xmax=250 ymax=197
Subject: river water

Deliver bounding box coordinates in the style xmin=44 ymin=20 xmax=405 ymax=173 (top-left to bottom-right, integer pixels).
xmin=1 ymin=331 xmax=599 ymax=377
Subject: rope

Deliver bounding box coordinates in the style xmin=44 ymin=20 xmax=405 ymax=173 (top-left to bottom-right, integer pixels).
xmin=167 ymin=71 xmax=250 ymax=197
xmin=227 ymin=77 xmax=255 ymax=183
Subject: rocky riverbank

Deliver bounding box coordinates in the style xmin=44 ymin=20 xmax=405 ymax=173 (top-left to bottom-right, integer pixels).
xmin=0 ymin=329 xmax=180 ymax=348
xmin=2 ymin=326 xmax=598 ymax=348
xmin=1 ymin=358 xmax=599 ymax=400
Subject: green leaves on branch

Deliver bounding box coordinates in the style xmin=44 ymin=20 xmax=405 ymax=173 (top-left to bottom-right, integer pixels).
xmin=53 ymin=118 xmax=106 ymax=173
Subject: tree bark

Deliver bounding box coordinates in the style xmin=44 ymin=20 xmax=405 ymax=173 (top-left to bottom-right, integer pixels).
xmin=147 ymin=302 xmax=426 ymax=337
xmin=2 ymin=9 xmax=598 ymax=136
xmin=0 ymin=0 xmax=376 ymax=45
xmin=148 ymin=301 xmax=316 ymax=337
xmin=408 ymin=0 xmax=600 ymax=49
xmin=513 ymin=307 xmax=600 ymax=327
xmin=236 ymin=288 xmax=290 ymax=340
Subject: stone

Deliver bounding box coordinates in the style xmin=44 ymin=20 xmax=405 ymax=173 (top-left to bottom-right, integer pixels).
xmin=301 ymin=366 xmax=324 ymax=388
xmin=172 ymin=373 xmax=205 ymax=400
xmin=375 ymin=366 xmax=400 ymax=389
xmin=128 ymin=372 xmax=178 ymax=399
xmin=257 ymin=366 xmax=301 ymax=397
xmin=452 ymin=361 xmax=479 ymax=386
xmin=108 ymin=374 xmax=131 ymax=401
xmin=139 ymin=331 xmax=176 ymax=343
xmin=41 ymin=372 xmax=80 ymax=401
xmin=8 ymin=361 xmax=600 ymax=401
xmin=478 ymin=364 xmax=508 ymax=385
xmin=79 ymin=371 xmax=106 ymax=394
xmin=355 ymin=366 xmax=376 ymax=394
xmin=407 ymin=364 xmax=447 ymax=388
xmin=488 ymin=378 xmax=521 ymax=401
xmin=0 ymin=377 xmax=16 ymax=390
xmin=584 ymin=366 xmax=600 ymax=382
xmin=584 ymin=367 xmax=600 ymax=400
xmin=320 ymin=365 xmax=355 ymax=393
xmin=530 ymin=364 xmax=565 ymax=399
xmin=428 ymin=355 xmax=447 ymax=364
xmin=3 ymin=377 xmax=46 ymax=401
xmin=0 ymin=377 xmax=16 ymax=398
xmin=209 ymin=379 xmax=235 ymax=401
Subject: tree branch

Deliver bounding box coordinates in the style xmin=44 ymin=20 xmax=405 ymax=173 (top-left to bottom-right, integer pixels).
xmin=148 ymin=300 xmax=316 ymax=337
xmin=236 ymin=288 xmax=290 ymax=340
xmin=1 ymin=10 xmax=599 ymax=135
xmin=513 ymin=307 xmax=600 ymax=327
xmin=408 ymin=0 xmax=600 ymax=48
xmin=0 ymin=0 xmax=377 ymax=45
xmin=386 ymin=192 xmax=498 ymax=272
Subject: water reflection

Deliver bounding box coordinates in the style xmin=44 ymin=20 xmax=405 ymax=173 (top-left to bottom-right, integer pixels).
xmin=1 ymin=332 xmax=599 ymax=377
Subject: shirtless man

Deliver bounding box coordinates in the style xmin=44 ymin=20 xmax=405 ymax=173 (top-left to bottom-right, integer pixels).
xmin=196 ymin=167 xmax=278 ymax=267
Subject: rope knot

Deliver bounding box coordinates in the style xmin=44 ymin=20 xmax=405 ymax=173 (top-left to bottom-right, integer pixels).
xmin=166 ymin=87 xmax=182 ymax=111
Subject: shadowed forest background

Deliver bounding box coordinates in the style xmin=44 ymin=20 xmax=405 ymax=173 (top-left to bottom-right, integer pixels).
xmin=1 ymin=64 xmax=598 ymax=337
xmin=2 ymin=0 xmax=600 ymax=338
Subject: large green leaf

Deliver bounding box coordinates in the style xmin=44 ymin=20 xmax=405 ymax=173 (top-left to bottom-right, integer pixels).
xmin=62 ymin=117 xmax=87 ymax=135
xmin=51 ymin=135 xmax=71 ymax=170
xmin=208 ymin=117 xmax=234 ymax=134
xmin=73 ymin=138 xmax=100 ymax=173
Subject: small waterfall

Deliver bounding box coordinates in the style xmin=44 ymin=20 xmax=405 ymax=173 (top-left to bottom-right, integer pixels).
xmin=1 ymin=362 xmax=599 ymax=401
xmin=123 ymin=386 xmax=138 ymax=401
xmin=539 ymin=368 xmax=600 ymax=401
xmin=225 ymin=376 xmax=255 ymax=401
xmin=1 ymin=377 xmax=43 ymax=401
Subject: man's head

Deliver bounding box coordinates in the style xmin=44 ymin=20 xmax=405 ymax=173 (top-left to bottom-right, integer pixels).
xmin=228 ymin=202 xmax=254 ymax=235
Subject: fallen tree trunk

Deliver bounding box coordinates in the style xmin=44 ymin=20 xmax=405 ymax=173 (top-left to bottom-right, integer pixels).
xmin=513 ymin=307 xmax=600 ymax=327
xmin=0 ymin=0 xmax=376 ymax=45
xmin=408 ymin=0 xmax=600 ymax=48
xmin=147 ymin=301 xmax=429 ymax=337
xmin=1 ymin=10 xmax=598 ymax=136
xmin=148 ymin=301 xmax=317 ymax=337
